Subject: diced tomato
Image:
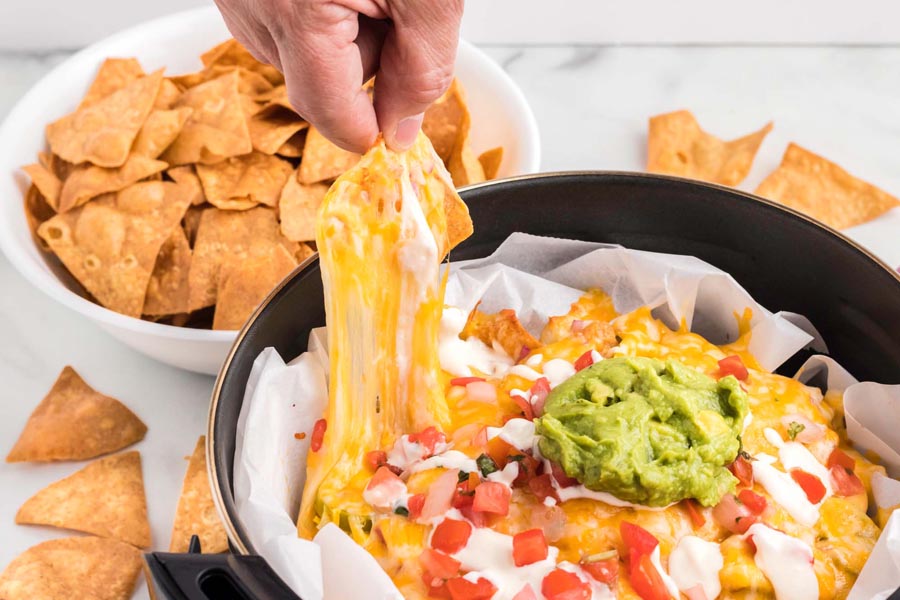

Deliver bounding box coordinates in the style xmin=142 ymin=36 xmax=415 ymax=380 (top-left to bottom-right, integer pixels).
xmin=466 ymin=381 xmax=498 ymax=403
xmin=827 ymin=447 xmax=856 ymax=471
xmin=459 ymin=505 xmax=492 ymax=529
xmin=727 ymin=455 xmax=754 ymax=487
xmin=830 ymin=464 xmax=865 ymax=496
xmin=620 ymin=522 xmax=659 ymax=557
xmin=421 ymin=469 xmax=460 ymax=521
xmin=683 ymin=499 xmax=706 ymax=528
xmin=683 ymin=584 xmax=710 ymax=600
xmin=446 ymin=576 xmax=497 ymax=600
xmin=512 ymin=529 xmax=548 ymax=566
xmin=473 ymin=426 xmax=489 ymax=448
xmin=473 ymin=481 xmax=511 ymax=515
xmin=432 ymin=519 xmax=472 ymax=554
xmin=528 ymin=473 xmax=559 ymax=503
xmin=485 ymin=437 xmax=515 ymax=468
xmin=310 ymin=418 xmax=327 ymax=452
xmin=746 ymin=534 xmax=757 ymax=554
xmin=718 ymin=355 xmax=749 ymax=381
xmin=364 ymin=466 xmax=406 ymax=510
xmin=518 ymin=345 xmax=532 ymax=362
xmin=574 ymin=350 xmax=594 ymax=371
xmin=529 ymin=378 xmax=551 ymax=416
xmin=449 ymin=376 xmax=485 ymax=387
xmin=550 ymin=462 xmax=579 ymax=488
xmin=791 ymin=469 xmax=826 ymax=503
xmin=712 ymin=493 xmax=756 ymax=534
xmin=409 ymin=426 xmax=447 ymax=457
xmin=512 ymin=584 xmax=538 ymax=600
xmin=407 ymin=494 xmax=426 ymax=520
xmin=581 ymin=557 xmax=618 ymax=585
xmin=737 ymin=489 xmax=768 ymax=515
xmin=365 ymin=450 xmax=387 ymax=472
xmin=420 ymin=548 xmax=460 ymax=581
xmin=629 ymin=553 xmax=670 ymax=600
xmin=426 ymin=581 xmax=453 ymax=599
xmin=510 ymin=392 xmax=535 ymax=421
xmin=541 ymin=569 xmax=591 ymax=600
xmin=513 ymin=454 xmax=541 ymax=487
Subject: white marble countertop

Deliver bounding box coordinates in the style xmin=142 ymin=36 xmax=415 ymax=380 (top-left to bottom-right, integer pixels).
xmin=1 ymin=44 xmax=899 ymax=598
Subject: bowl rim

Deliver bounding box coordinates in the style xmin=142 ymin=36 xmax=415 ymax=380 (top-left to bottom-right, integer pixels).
xmin=0 ymin=5 xmax=540 ymax=342
xmin=207 ymin=169 xmax=900 ymax=559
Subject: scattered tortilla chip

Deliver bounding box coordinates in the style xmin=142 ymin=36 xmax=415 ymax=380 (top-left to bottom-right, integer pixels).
xmin=447 ymin=106 xmax=486 ymax=187
xmin=200 ymin=38 xmax=284 ymax=86
xmin=6 ymin=366 xmax=146 ymax=462
xmin=213 ymin=244 xmax=298 ymax=330
xmin=38 ymin=181 xmax=192 ymax=316
xmin=249 ymin=105 xmax=308 ymax=154
xmin=188 ymin=206 xmax=297 ymax=310
xmin=167 ymin=165 xmax=206 ymax=205
xmin=182 ymin=205 xmax=205 ymax=247
xmin=24 ymin=185 xmax=56 ymax=251
xmin=57 ymin=154 xmax=168 ymax=212
xmin=78 ymin=58 xmax=146 ymax=109
xmin=22 ymin=162 xmax=62 ymax=210
xmin=47 ymin=70 xmax=163 ymax=168
xmin=755 ymin=143 xmax=900 ymax=229
xmin=143 ymin=227 xmax=192 ymax=315
xmin=276 ymin=129 xmax=306 ymax=157
xmin=279 ymin=173 xmax=327 ymax=242
xmin=171 ymin=65 xmax=274 ymax=97
xmin=132 ymin=106 xmax=193 ymax=158
xmin=297 ymin=126 xmax=360 ymax=183
xmin=478 ymin=146 xmax=504 ymax=180
xmin=154 ymin=78 xmax=182 ymax=109
xmin=462 ymin=307 xmax=541 ymax=359
xmin=16 ymin=451 xmax=151 ymax=548
xmin=0 ymin=536 xmax=142 ymax=600
xmin=423 ymin=79 xmax=467 ymax=162
xmin=170 ymin=436 xmax=229 ymax=552
xmin=161 ymin=70 xmax=252 ymax=165
xmin=646 ymin=110 xmax=773 ymax=185
xmin=196 ymin=151 xmax=293 ymax=210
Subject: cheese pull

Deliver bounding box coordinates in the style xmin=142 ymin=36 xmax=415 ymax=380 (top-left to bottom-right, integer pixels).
xmin=297 ymin=133 xmax=472 ymax=541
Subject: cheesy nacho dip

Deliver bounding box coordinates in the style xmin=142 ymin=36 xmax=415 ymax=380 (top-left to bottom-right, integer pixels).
xmin=299 ymin=135 xmax=888 ymax=600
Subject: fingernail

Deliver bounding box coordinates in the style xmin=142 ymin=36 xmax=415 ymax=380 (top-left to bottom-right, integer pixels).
xmin=392 ymin=113 xmax=424 ymax=150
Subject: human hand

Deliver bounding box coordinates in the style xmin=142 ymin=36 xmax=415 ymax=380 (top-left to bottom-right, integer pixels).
xmin=214 ymin=0 xmax=464 ymax=153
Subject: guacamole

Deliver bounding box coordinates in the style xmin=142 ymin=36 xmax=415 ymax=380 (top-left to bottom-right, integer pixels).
xmin=536 ymin=356 xmax=748 ymax=507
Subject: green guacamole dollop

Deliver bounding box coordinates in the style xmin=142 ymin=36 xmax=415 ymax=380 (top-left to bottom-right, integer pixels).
xmin=536 ymin=356 xmax=748 ymax=507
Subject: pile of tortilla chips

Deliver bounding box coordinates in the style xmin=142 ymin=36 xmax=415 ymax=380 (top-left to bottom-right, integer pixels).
xmin=1 ymin=366 xmax=228 ymax=599
xmin=23 ymin=39 xmax=504 ymax=331
xmin=646 ymin=110 xmax=900 ymax=230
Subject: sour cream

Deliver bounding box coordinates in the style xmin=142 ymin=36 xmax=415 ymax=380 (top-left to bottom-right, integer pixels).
xmin=439 ymin=307 xmax=514 ymax=377
xmin=751 ymin=454 xmax=820 ymax=527
xmin=486 ymin=418 xmax=536 ymax=451
xmin=668 ymin=536 xmax=723 ymax=600
xmin=746 ymin=523 xmax=817 ymax=600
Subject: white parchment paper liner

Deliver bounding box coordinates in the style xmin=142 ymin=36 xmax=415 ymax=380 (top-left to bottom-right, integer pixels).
xmin=233 ymin=232 xmax=900 ymax=600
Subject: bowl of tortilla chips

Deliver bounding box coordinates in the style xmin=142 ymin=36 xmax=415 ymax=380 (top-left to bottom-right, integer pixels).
xmin=0 ymin=6 xmax=540 ymax=376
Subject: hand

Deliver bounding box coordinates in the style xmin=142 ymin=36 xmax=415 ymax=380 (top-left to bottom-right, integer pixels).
xmin=214 ymin=0 xmax=464 ymax=153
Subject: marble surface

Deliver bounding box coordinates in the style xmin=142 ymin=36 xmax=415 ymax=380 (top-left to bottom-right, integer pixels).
xmin=1 ymin=44 xmax=899 ymax=598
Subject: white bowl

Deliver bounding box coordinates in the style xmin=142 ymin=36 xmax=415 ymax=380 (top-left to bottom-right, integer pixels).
xmin=0 ymin=6 xmax=540 ymax=376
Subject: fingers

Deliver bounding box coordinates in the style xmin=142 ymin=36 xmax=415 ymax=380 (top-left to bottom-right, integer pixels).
xmin=356 ymin=17 xmax=389 ymax=84
xmin=374 ymin=0 xmax=463 ymax=150
xmin=214 ymin=0 xmax=282 ymax=70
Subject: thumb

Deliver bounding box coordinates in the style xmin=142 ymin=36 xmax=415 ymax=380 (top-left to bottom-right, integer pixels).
xmin=374 ymin=0 xmax=463 ymax=151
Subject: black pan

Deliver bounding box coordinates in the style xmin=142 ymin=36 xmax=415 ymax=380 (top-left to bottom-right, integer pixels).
xmin=145 ymin=172 xmax=900 ymax=600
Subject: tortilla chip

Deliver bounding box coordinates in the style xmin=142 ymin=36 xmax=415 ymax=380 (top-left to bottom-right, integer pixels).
xmin=182 ymin=205 xmax=205 ymax=247
xmin=200 ymin=38 xmax=284 ymax=86
xmin=16 ymin=451 xmax=151 ymax=548
xmin=188 ymin=206 xmax=296 ymax=310
xmin=161 ymin=70 xmax=252 ymax=165
xmin=294 ymin=241 xmax=315 ymax=263
xmin=249 ymin=105 xmax=308 ymax=154
xmin=196 ymin=151 xmax=293 ymax=210
xmin=22 ymin=162 xmax=62 ymax=210
xmin=213 ymin=244 xmax=297 ymax=330
xmin=47 ymin=70 xmax=163 ymax=168
xmin=422 ymin=79 xmax=467 ymax=162
xmin=154 ymin=78 xmax=182 ymax=109
xmin=0 ymin=536 xmax=142 ymax=600
xmin=57 ymin=154 xmax=168 ymax=212
xmin=478 ymin=146 xmax=504 ymax=180
xmin=462 ymin=307 xmax=541 ymax=359
xmin=646 ymin=110 xmax=773 ymax=185
xmin=755 ymin=143 xmax=900 ymax=229
xmin=171 ymin=65 xmax=274 ymax=97
xmin=255 ymin=85 xmax=297 ymax=113
xmin=297 ymin=126 xmax=360 ymax=183
xmin=447 ymin=106 xmax=485 ymax=187
xmin=6 ymin=366 xmax=146 ymax=462
xmin=24 ymin=185 xmax=56 ymax=251
xmin=167 ymin=165 xmax=206 ymax=205
xmin=38 ymin=181 xmax=192 ymax=316
xmin=279 ymin=173 xmax=327 ymax=242
xmin=170 ymin=436 xmax=229 ymax=552
xmin=78 ymin=58 xmax=146 ymax=109
xmin=132 ymin=106 xmax=192 ymax=158
xmin=143 ymin=228 xmax=192 ymax=315
xmin=276 ymin=129 xmax=306 ymax=157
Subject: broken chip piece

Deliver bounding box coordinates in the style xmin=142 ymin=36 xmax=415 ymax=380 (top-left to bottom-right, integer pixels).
xmin=170 ymin=436 xmax=229 ymax=553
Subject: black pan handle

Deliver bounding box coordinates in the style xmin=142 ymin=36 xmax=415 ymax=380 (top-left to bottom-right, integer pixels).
xmin=144 ymin=537 xmax=298 ymax=600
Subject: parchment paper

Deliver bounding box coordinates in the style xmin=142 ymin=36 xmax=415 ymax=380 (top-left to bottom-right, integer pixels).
xmin=233 ymin=232 xmax=900 ymax=600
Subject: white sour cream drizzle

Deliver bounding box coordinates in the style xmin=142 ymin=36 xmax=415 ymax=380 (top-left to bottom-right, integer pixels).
xmin=386 ymin=435 xmax=449 ymax=471
xmin=649 ymin=546 xmax=681 ymax=599
xmin=746 ymin=523 xmax=818 ymax=600
xmin=668 ymin=535 xmax=723 ymax=599
xmin=362 ymin=475 xmax=408 ymax=511
xmin=764 ymin=428 xmax=833 ymax=498
xmin=438 ymin=307 xmax=514 ymax=377
xmin=486 ymin=418 xmax=536 ymax=451
xmin=411 ymin=450 xmax=478 ymax=475
xmin=508 ymin=358 xmax=576 ymax=389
